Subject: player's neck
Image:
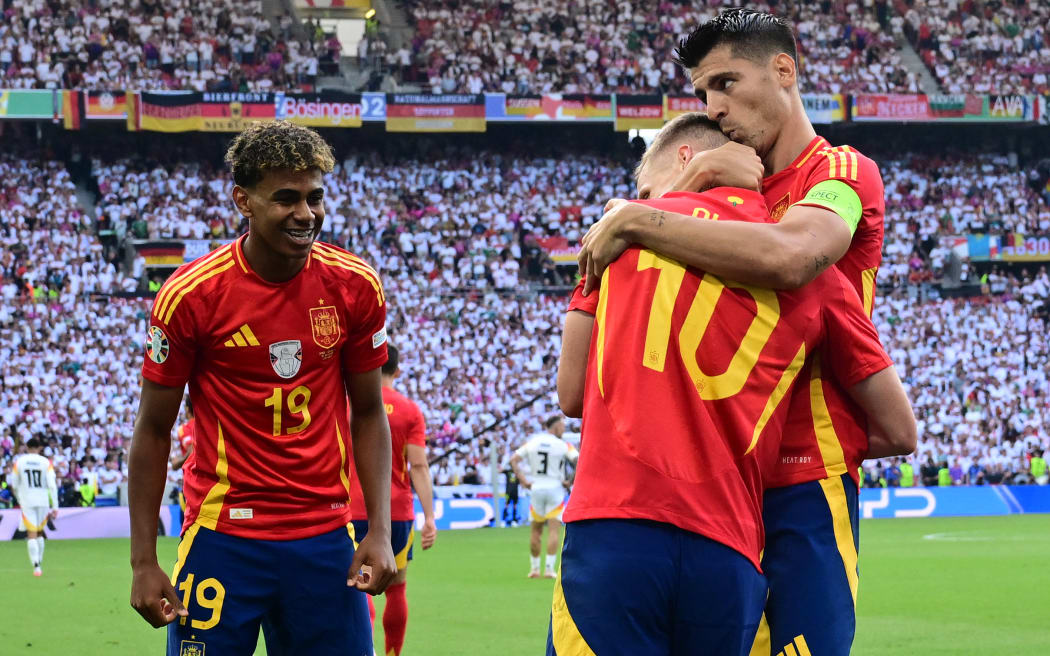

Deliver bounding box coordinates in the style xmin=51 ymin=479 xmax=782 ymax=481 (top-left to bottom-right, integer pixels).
xmin=242 ymin=235 xmax=308 ymax=283
xmin=381 ymin=377 xmax=395 ymax=388
xmin=764 ymin=107 xmax=817 ymax=178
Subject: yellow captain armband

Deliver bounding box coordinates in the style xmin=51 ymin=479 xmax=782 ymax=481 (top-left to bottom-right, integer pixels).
xmin=796 ymin=180 xmax=863 ymax=235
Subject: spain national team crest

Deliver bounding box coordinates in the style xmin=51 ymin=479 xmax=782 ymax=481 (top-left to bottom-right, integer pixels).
xmin=179 ymin=640 xmax=205 ymax=656
xmin=145 ymin=326 xmax=169 ymax=364
xmin=309 ymin=305 xmax=340 ymax=349
xmin=770 ymin=193 xmax=791 ymax=222
xmin=269 ymin=340 xmax=303 ymax=379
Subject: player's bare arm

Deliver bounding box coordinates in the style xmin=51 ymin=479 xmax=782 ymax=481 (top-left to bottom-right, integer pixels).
xmin=345 ymin=366 xmax=398 ymax=594
xmin=557 ymin=310 xmax=595 ymax=418
xmin=580 ymin=197 xmax=850 ymax=295
xmin=406 ymin=443 xmax=437 ymax=550
xmin=847 ymin=367 xmax=918 ymax=459
xmin=510 ymin=452 xmax=531 ymax=490
xmin=129 ymin=379 xmax=189 ymax=628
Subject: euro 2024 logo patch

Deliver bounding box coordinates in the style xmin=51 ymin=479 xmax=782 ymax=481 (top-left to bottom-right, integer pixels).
xmin=146 ymin=326 xmax=169 ymax=364
xmin=269 ymin=340 xmax=302 ymax=379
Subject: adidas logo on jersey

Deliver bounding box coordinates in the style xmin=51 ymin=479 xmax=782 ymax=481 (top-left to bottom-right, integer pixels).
xmin=223 ymin=324 xmax=260 ymax=348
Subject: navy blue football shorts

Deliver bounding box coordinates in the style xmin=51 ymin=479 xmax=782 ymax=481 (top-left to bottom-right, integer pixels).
xmin=167 ymin=522 xmax=372 ymax=656
xmin=547 ymin=518 xmax=766 ymax=656
xmin=752 ymin=472 xmax=860 ymax=656
xmin=351 ymin=519 xmax=415 ymax=570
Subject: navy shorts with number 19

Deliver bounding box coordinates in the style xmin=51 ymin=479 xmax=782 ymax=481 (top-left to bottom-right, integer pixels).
xmin=167 ymin=523 xmax=372 ymax=656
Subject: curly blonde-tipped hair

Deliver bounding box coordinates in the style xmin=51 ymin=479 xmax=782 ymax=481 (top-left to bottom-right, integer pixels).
xmin=224 ymin=121 xmax=336 ymax=188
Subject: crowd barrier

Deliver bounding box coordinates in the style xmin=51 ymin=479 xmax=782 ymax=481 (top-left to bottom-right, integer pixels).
xmin=2 ymin=486 xmax=1046 ymax=539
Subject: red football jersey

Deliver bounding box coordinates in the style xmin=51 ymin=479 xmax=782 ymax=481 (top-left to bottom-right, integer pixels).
xmin=142 ymin=236 xmax=388 ymax=539
xmin=761 ymin=136 xmax=887 ymax=489
xmin=565 ymin=189 xmax=889 ymax=570
xmin=349 ymin=385 xmax=427 ymax=522
xmin=177 ymin=419 xmax=195 ymax=453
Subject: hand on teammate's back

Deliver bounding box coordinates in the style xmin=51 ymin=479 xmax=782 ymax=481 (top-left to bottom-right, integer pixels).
xmin=421 ymin=517 xmax=438 ymax=550
xmin=348 ymin=531 xmax=398 ymax=595
xmin=672 ymin=141 xmax=763 ymax=193
xmin=130 ymin=562 xmax=188 ymax=628
xmin=578 ymin=199 xmax=633 ymax=295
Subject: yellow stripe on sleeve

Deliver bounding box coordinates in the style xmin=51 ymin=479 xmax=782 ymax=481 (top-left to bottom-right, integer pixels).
xmin=311 ymin=253 xmax=385 ymax=306
xmin=163 ymin=260 xmax=236 ymax=324
xmin=154 ymin=246 xmax=232 ymax=320
xmin=861 ymin=267 xmax=877 ymax=316
xmin=794 ymin=635 xmax=813 ymax=656
xmin=312 ymin=244 xmax=386 ymax=304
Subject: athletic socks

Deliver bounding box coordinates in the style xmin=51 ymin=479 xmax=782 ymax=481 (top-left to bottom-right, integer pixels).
xmin=383 ymin=582 xmax=408 ymax=656
xmin=366 ymin=593 xmax=376 ymax=625
xmin=545 ymin=554 xmax=556 ymax=574
xmin=37 ymin=537 xmax=45 ymax=563
xmin=530 ymin=555 xmax=541 ymax=572
xmin=27 ymin=537 xmax=40 ymax=567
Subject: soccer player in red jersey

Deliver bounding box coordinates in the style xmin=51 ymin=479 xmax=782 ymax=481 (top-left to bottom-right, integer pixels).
xmin=575 ymin=10 xmax=915 ymax=654
xmin=128 ymin=122 xmax=397 ymax=656
xmin=170 ymin=400 xmax=195 ymax=514
xmin=551 ymin=114 xmax=915 ymax=656
xmin=349 ymin=344 xmax=437 ymax=656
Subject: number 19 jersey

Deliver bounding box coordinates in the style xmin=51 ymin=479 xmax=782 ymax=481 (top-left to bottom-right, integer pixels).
xmin=142 ymin=235 xmax=388 ymax=540
xmin=565 ymin=190 xmax=890 ymax=570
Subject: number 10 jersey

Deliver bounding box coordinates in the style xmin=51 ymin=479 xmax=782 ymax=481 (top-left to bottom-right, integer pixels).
xmin=142 ymin=235 xmax=388 ymax=540
xmin=565 ymin=190 xmax=890 ymax=571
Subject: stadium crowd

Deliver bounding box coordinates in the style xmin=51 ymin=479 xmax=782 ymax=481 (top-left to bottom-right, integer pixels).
xmin=903 ymin=0 xmax=1050 ymax=96
xmin=0 ymin=0 xmax=327 ymax=92
xmin=397 ymin=0 xmax=918 ymax=96
xmin=3 ymin=141 xmax=1050 ymax=508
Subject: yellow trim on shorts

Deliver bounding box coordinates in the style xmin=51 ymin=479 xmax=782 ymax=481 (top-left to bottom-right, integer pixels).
xmin=21 ymin=513 xmax=46 ymax=532
xmin=170 ymin=523 xmax=202 ymax=585
xmin=550 ymin=570 xmax=597 ymax=655
xmin=530 ymin=502 xmax=564 ymax=524
xmin=749 ymin=613 xmax=771 ymax=656
xmin=395 ymin=529 xmax=415 ymax=570
xmin=817 ymin=477 xmax=859 ymax=606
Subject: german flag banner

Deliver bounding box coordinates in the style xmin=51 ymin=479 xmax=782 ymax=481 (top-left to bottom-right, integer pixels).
xmin=614 ymin=94 xmax=664 ymax=131
xmin=134 ymin=241 xmax=185 ymax=267
xmin=554 ymin=94 xmax=612 ymax=120
xmin=385 ymin=94 xmax=485 ymax=132
xmin=135 ymin=92 xmax=277 ymax=132
xmin=85 ymin=91 xmax=128 ymax=119
xmin=664 ymin=96 xmax=706 ymax=122
xmin=62 ymin=90 xmax=82 ymax=130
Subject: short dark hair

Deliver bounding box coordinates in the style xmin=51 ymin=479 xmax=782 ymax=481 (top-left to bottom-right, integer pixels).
xmin=224 ymin=121 xmax=336 ymax=188
xmin=382 ymin=344 xmax=399 ymax=376
xmin=635 ymin=112 xmax=727 ymax=179
xmin=544 ymin=415 xmax=563 ymax=430
xmin=674 ymin=8 xmax=798 ymax=71
xmin=26 ymin=437 xmax=41 ymax=449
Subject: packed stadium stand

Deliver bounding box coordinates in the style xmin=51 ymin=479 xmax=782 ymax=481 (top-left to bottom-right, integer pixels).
xmin=394 ymin=0 xmax=918 ymax=95
xmin=901 ymin=0 xmax=1050 ymax=96
xmin=2 ymin=122 xmax=1049 ymax=500
xmin=0 ymin=0 xmax=325 ymax=92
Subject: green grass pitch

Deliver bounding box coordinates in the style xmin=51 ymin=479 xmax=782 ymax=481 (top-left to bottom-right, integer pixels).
xmin=1 ymin=515 xmax=1046 ymax=655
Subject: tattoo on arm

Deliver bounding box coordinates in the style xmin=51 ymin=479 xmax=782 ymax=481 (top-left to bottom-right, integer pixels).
xmin=814 ymin=254 xmax=831 ymax=274
xmin=648 ymin=210 xmax=666 ymax=227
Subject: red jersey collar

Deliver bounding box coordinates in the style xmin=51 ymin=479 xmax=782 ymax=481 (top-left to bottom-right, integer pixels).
xmin=232 ymin=232 xmax=314 ymax=285
xmin=763 ymin=135 xmax=830 ymax=186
